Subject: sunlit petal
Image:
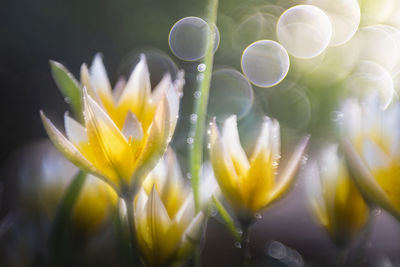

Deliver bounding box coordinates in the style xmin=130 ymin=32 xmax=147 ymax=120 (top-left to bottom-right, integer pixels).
xmin=268 ymin=135 xmax=310 ymax=203
xmin=222 ymin=115 xmax=250 ymax=177
xmin=40 ymin=111 xmax=98 ymax=176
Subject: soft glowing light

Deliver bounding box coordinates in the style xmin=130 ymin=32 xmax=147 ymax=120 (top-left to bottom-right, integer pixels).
xmin=241 ymin=40 xmax=290 ymax=88
xmin=169 ymin=16 xmax=220 ymax=61
xmin=307 ymin=0 xmax=360 ymax=46
xmin=277 ymin=5 xmax=332 ymax=59
xmin=208 ymin=68 xmax=253 ymax=121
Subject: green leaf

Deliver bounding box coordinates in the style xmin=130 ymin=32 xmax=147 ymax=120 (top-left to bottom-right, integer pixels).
xmin=50 ymin=60 xmax=83 ymax=122
xmin=49 ymin=171 xmax=87 ymax=267
xmin=212 ymin=196 xmax=240 ymax=241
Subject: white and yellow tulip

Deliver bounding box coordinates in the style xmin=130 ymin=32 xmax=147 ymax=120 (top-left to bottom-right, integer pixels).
xmin=341 ymin=94 xmax=400 ymax=220
xmin=41 ymin=54 xmax=184 ymax=196
xmin=209 ymin=115 xmax=309 ymax=220
xmin=306 ymin=144 xmax=369 ymax=246
xmin=134 ymin=148 xmax=209 ymax=267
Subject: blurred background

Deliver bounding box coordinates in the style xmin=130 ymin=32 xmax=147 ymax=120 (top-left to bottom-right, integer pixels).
xmin=2 ymin=0 xmax=400 ymax=266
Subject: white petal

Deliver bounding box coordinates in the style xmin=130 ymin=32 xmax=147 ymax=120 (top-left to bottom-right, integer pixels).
xmin=151 ymin=73 xmax=172 ymax=104
xmin=173 ymin=194 xmax=195 ymax=226
xmin=122 ymin=111 xmax=144 ymax=141
xmin=269 ymin=135 xmax=310 ymax=201
xmin=64 ymin=112 xmax=88 ymax=144
xmin=40 ymin=111 xmax=98 ymax=175
xmin=117 ymin=54 xmax=151 ymax=111
xmin=269 ymin=118 xmax=281 ymax=161
xmin=90 ymin=54 xmax=114 ymax=104
xmin=363 ymin=138 xmax=390 ymax=170
xmin=222 ymin=115 xmax=250 ymax=169
xmin=182 ymin=212 xmax=205 ymax=243
xmin=135 ymin=188 xmax=149 ymax=219
xmin=199 ymin=162 xmax=219 ymax=208
xmin=250 ymin=117 xmax=272 ymax=161
xmin=113 ymin=77 xmax=127 ymax=103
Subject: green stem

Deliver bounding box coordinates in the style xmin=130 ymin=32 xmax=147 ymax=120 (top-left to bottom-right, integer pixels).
xmin=189 ymin=0 xmax=219 ymax=212
xmin=118 ymin=196 xmax=141 ymax=267
xmin=239 ymin=222 xmax=250 ymax=267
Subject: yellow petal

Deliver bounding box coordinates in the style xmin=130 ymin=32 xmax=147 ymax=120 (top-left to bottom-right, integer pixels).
xmin=306 ymin=161 xmax=330 ymax=229
xmin=209 ymin=119 xmax=242 ymax=211
xmin=222 ymin=115 xmax=250 ymax=177
xmin=242 ymin=118 xmax=278 ymax=212
xmin=342 ymin=139 xmax=396 ymax=215
xmin=117 ymin=54 xmax=151 ymax=128
xmin=80 ymin=63 xmax=101 ymax=104
xmin=147 ymin=186 xmax=173 ymax=265
xmin=268 ymin=135 xmax=310 ymax=204
xmin=40 ymin=111 xmax=99 ymax=176
xmin=83 ymin=88 xmax=134 ymax=185
xmin=132 ymin=93 xmax=171 ymax=186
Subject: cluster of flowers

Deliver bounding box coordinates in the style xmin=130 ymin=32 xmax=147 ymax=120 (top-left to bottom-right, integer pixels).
xmin=40 ymin=54 xmax=310 ymax=266
xmin=40 ymin=53 xmax=400 ymax=266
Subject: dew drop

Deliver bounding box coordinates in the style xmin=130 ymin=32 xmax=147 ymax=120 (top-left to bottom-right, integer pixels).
xmin=190 ymin=114 xmax=198 ymax=123
xmin=255 ymin=213 xmax=262 ymax=220
xmin=373 ymin=208 xmax=382 ymax=216
xmin=186 ymin=173 xmax=192 ymax=179
xmin=197 ymin=63 xmax=206 ymax=72
xmin=237 ymin=228 xmax=243 ymax=236
xmin=197 ymin=73 xmax=205 ymax=81
xmin=268 ymin=241 xmax=287 ymax=260
xmin=64 ymin=97 xmax=71 ymax=104
xmin=234 ymin=242 xmax=242 ymax=248
xmin=194 ymin=91 xmax=201 ymax=98
xmin=330 ymin=111 xmax=344 ymax=122
xmin=301 ymin=155 xmax=309 ymax=165
xmin=187 ymin=137 xmax=194 ymax=145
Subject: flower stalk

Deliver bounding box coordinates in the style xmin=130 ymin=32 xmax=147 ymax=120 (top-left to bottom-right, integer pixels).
xmin=189 ymin=0 xmax=219 ymax=212
xmin=239 ymin=220 xmax=252 ymax=267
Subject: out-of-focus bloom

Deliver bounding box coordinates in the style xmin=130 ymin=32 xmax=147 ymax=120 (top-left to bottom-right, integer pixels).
xmin=134 ymin=148 xmax=211 ymax=267
xmin=41 ymin=54 xmax=184 ymax=196
xmin=209 ymin=115 xmax=309 ymax=220
xmin=306 ymin=144 xmax=369 ymax=246
xmin=341 ymin=95 xmax=400 ymax=220
xmin=18 ymin=140 xmax=117 ymax=232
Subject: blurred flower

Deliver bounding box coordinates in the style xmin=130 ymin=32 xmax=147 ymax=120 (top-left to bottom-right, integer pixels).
xmin=18 ymin=140 xmax=117 ymax=232
xmin=306 ymin=144 xmax=369 ymax=246
xmin=41 ymin=54 xmax=184 ymax=196
xmin=341 ymin=95 xmax=400 ymax=220
xmin=134 ymin=148 xmax=210 ymax=267
xmin=209 ymin=115 xmax=309 ymax=220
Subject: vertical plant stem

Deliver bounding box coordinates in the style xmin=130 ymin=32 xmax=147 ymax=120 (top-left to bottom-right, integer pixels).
xmin=239 ymin=223 xmax=250 ymax=267
xmin=118 ymin=195 xmax=140 ymax=267
xmin=189 ymin=0 xmax=219 ymax=212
